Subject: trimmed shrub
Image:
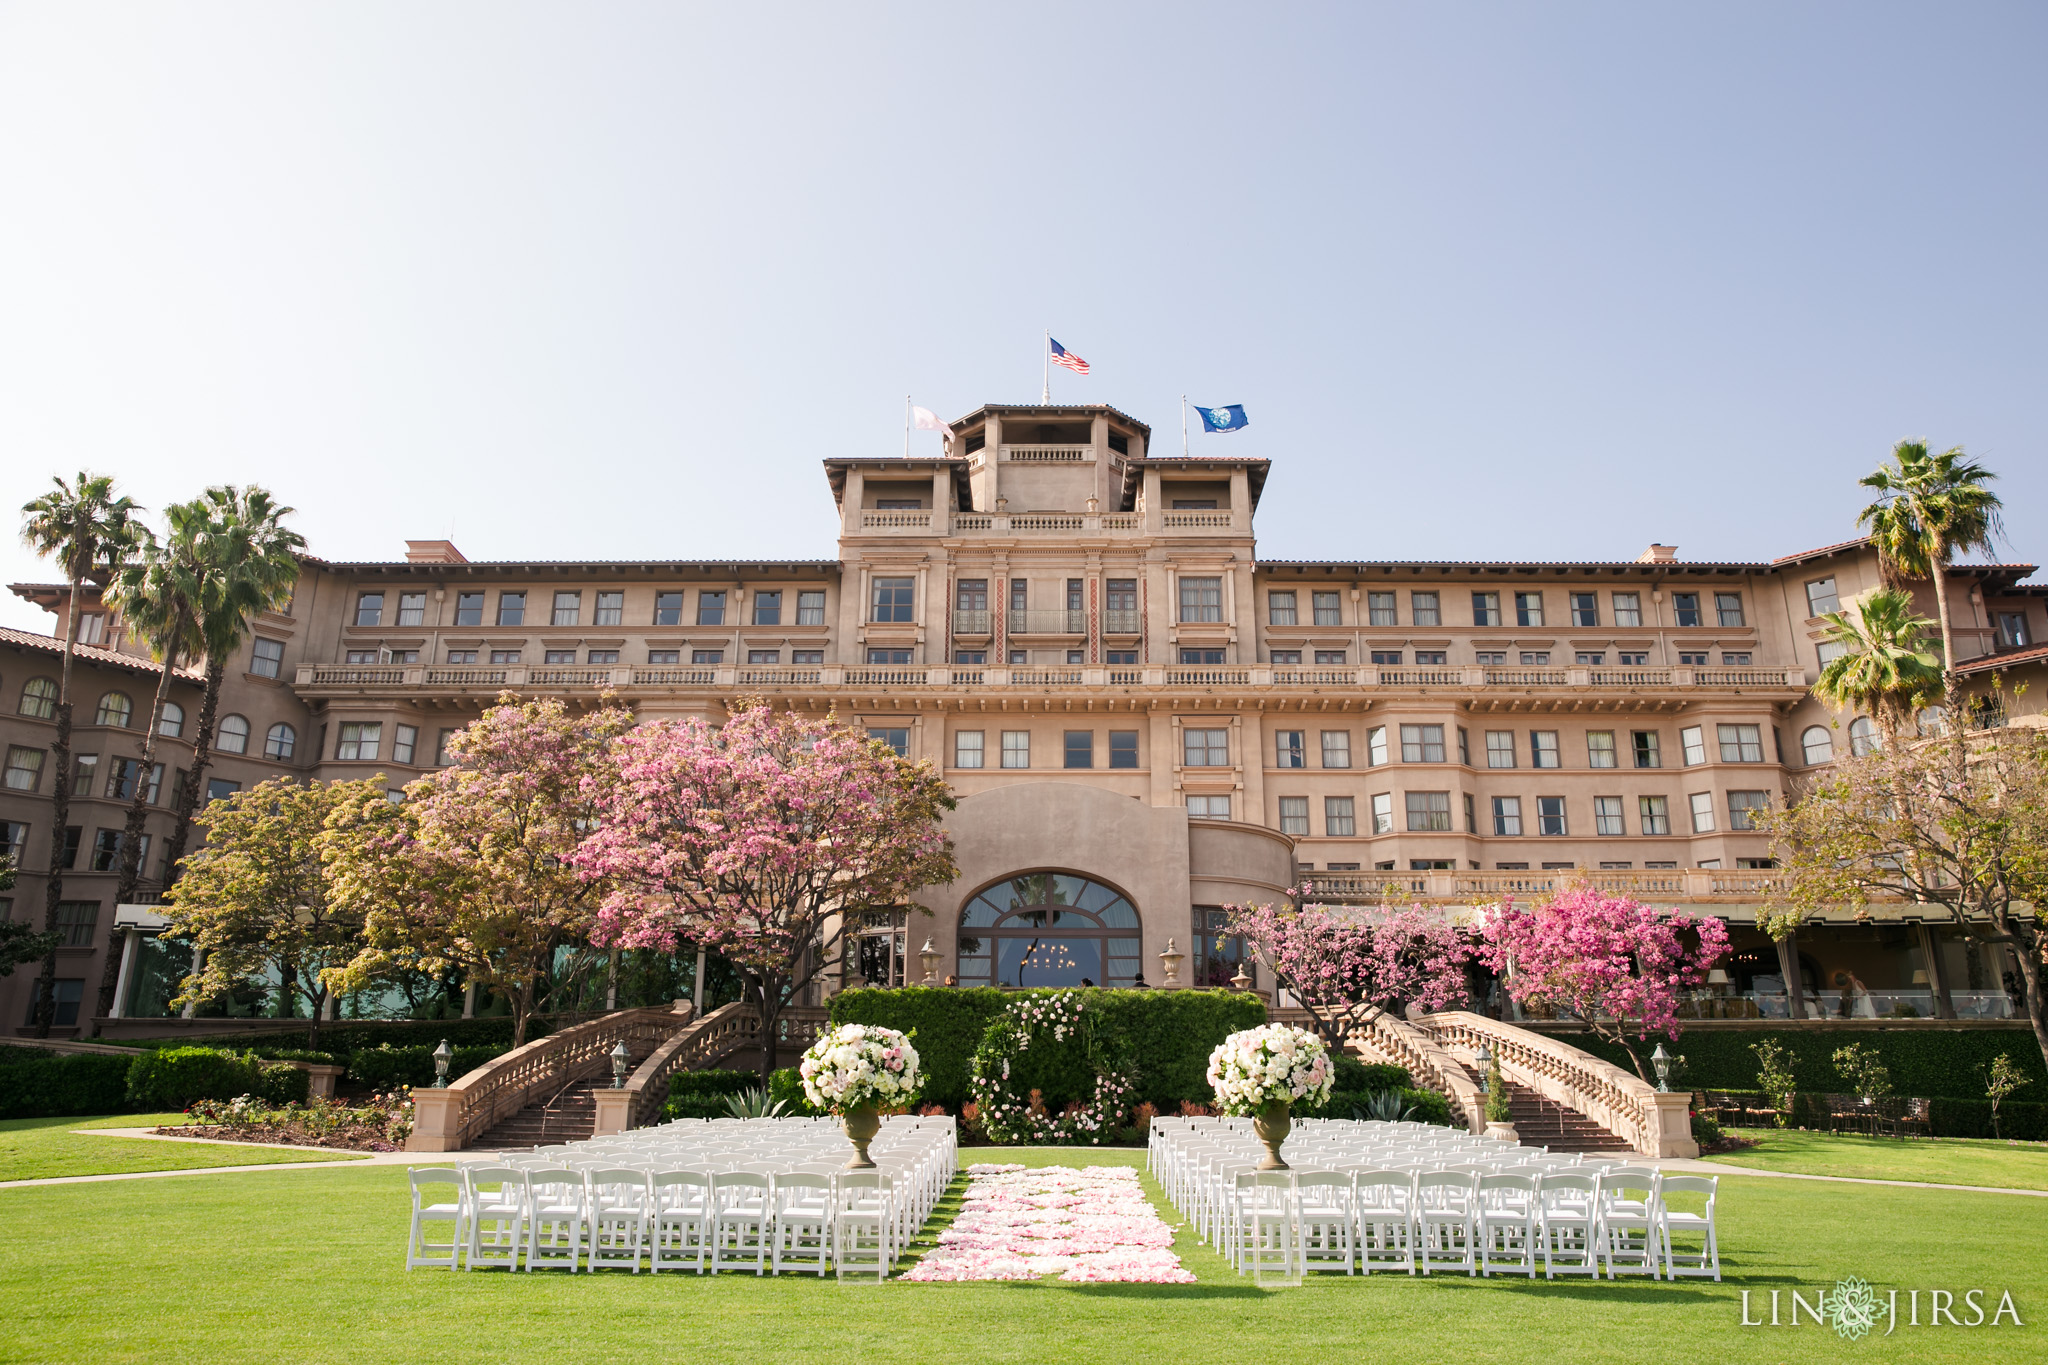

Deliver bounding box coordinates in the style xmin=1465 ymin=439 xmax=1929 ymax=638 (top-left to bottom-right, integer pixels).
xmin=0 ymin=1053 xmax=134 ymax=1118
xmin=828 ymin=987 xmax=1267 ymax=1111
xmin=125 ymin=1047 xmax=307 ymax=1110
xmin=767 ymin=1066 xmax=821 ymax=1117
xmin=1928 ymin=1097 xmax=2048 ymax=1142
xmin=662 ymin=1068 xmax=757 ymax=1121
xmin=346 ymin=1044 xmax=500 ymax=1090
xmin=1539 ymin=1025 xmax=2045 ymax=1101
xmin=120 ymin=1014 xmax=567 ymax=1063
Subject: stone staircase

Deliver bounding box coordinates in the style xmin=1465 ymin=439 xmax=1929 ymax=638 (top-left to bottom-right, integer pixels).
xmin=1496 ymin=1076 xmax=1635 ymax=1153
xmin=473 ymin=1040 xmax=661 ymax=1149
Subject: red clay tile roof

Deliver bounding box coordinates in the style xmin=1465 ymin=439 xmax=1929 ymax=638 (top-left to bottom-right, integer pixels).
xmin=0 ymin=625 xmax=203 ymax=680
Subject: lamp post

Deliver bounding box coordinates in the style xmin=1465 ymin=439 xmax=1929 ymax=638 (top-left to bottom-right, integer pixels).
xmin=431 ymin=1039 xmax=453 ymax=1089
xmin=610 ymin=1040 xmax=631 ymax=1090
xmin=918 ymin=938 xmax=941 ymax=986
xmin=1474 ymin=1043 xmax=1491 ymax=1096
xmin=1652 ymin=1042 xmax=1672 ymax=1093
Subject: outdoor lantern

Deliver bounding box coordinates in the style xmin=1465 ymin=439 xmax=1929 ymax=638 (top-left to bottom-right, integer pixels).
xmin=1652 ymin=1043 xmax=1673 ymax=1093
xmin=1474 ymin=1043 xmax=1492 ymax=1095
xmin=610 ymin=1040 xmax=631 ymax=1090
xmin=918 ymin=938 xmax=942 ymax=985
xmin=431 ymin=1039 xmax=453 ymax=1089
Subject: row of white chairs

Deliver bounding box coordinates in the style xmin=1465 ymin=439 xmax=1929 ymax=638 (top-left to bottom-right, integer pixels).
xmin=405 ymin=1116 xmax=956 ymax=1280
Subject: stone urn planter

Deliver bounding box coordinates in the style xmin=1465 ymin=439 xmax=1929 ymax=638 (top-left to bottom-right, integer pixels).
xmin=1484 ymin=1121 xmax=1520 ymax=1142
xmin=1252 ymin=1099 xmax=1293 ymax=1170
xmin=841 ymin=1104 xmax=880 ymax=1169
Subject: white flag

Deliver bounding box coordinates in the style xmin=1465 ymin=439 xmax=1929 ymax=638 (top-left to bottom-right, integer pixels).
xmin=911 ymin=405 xmax=954 ymax=440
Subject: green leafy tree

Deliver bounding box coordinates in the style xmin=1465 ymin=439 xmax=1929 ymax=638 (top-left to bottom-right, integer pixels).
xmin=1831 ymin=1043 xmax=1892 ymax=1102
xmin=1984 ymin=1054 xmax=2028 ymax=1140
xmin=0 ymin=855 xmax=60 ymax=976
xmin=18 ymin=471 xmax=145 ymax=1035
xmin=1750 ymin=1039 xmax=1797 ymax=1127
xmin=1811 ymin=587 xmax=1943 ymax=744
xmin=161 ymin=777 xmax=392 ymax=1048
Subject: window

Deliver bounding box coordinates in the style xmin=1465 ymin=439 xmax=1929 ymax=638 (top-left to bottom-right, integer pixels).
xmin=1315 ymin=650 xmax=1347 ymax=665
xmin=1728 ymin=790 xmax=1770 ymax=830
xmin=1472 ymin=591 xmax=1500 ymax=626
xmin=1566 ymin=592 xmax=1599 ymax=627
xmin=1179 ymin=577 xmax=1222 ymax=623
xmin=1180 ymin=648 xmax=1224 ymax=665
xmin=1530 ymin=731 xmax=1560 ymax=769
xmin=4 ymin=746 xmax=44 ymax=791
xmin=1412 ymin=591 xmax=1441 ymax=626
xmin=1365 ymin=648 xmax=1399 ymax=667
xmin=393 ymin=725 xmax=418 ymax=765
xmin=1514 ymin=592 xmax=1544 ymax=627
xmin=1321 ymin=731 xmax=1351 ymax=768
xmin=1107 ymin=731 xmax=1139 ymax=769
xmin=156 ymin=702 xmax=184 ymax=739
xmin=19 ymin=677 xmax=57 ymax=719
xmin=945 ymin=730 xmax=984 ymax=769
xmin=0 ymin=821 xmax=24 ymax=866
xmin=1270 ymin=650 xmax=1301 ymax=665
xmin=1993 ymin=611 xmax=2029 ymax=649
xmin=75 ymin=613 xmax=105 ymax=645
xmin=796 ymin=590 xmax=826 ymax=626
xmin=587 ymin=649 xmax=618 ymax=665
xmin=1474 ymin=651 xmax=1506 ymax=666
xmin=1520 ymin=651 xmax=1550 ymax=666
xmin=543 ymin=649 xmax=575 ymax=664
xmin=1187 ymin=795 xmax=1231 ymax=820
xmin=1367 ymin=726 xmax=1388 ymax=766
xmin=1278 ymin=797 xmax=1309 ymax=836
xmin=1618 ymin=650 xmax=1648 ymax=666
xmin=95 ymin=692 xmax=133 ymax=727
xmin=1626 ymin=794 xmax=1668 ymax=836
xmin=1575 ymin=652 xmax=1605 ymax=666
xmin=1800 ymin=726 xmax=1834 ymax=765
xmin=957 ymin=579 xmax=988 ymax=614
xmin=354 ymin=592 xmax=384 ymax=627
xmin=490 ymin=649 xmax=522 ymax=665
xmin=70 ymin=754 xmax=98 ymax=797
xmin=216 ymin=714 xmax=250 ymax=755
xmin=385 ymin=591 xmax=423 ymax=628
xmin=1406 ymin=792 xmax=1452 ymax=832
xmin=434 ymin=729 xmax=457 ymax=766
xmin=1718 ymin=724 xmax=1764 ymax=763
xmin=1715 ymin=592 xmax=1745 ymax=627
xmin=265 ymin=723 xmax=296 ymax=761
xmin=1066 ymin=650 xmax=1085 ymax=665
xmin=1688 ymin=791 xmax=1716 ymax=833
xmin=1183 ymin=728 xmax=1228 ymax=766
xmin=593 ymin=591 xmax=622 ymax=626
xmin=1001 ymin=731 xmax=1030 ymax=769
xmin=1672 ymin=592 xmax=1701 ymax=628
xmin=792 ymin=649 xmax=823 ymax=665
xmin=108 ymin=759 xmax=162 ymax=803
xmin=454 ymin=591 xmax=484 ymax=626
xmin=1324 ymin=796 xmax=1356 ymax=836
xmin=1680 ymin=725 xmax=1706 ymax=766
xmin=953 ymin=650 xmax=986 ymax=665
xmin=1792 ymin=578 xmax=1839 ymax=620
xmin=336 ymin=722 xmax=380 ymax=761
xmin=868 ymin=728 xmax=909 ymax=758
xmin=1063 ymin=731 xmax=1093 ymax=769
xmin=1631 ymin=731 xmax=1662 ymax=769
xmin=1009 ymin=650 xmax=1028 ymax=665
xmin=1458 ymin=727 xmax=1471 ymax=766
xmin=1399 ymin=724 xmax=1445 ymax=763
xmin=1594 ymin=796 xmax=1625 ymax=836
xmin=497 ymin=592 xmax=526 ymax=626
xmin=1837 ymin=715 xmax=1877 ymax=756
xmin=58 ymin=825 xmax=81 ymax=867
xmin=1587 ymin=731 xmax=1617 ymax=768
xmin=1415 ymin=650 xmax=1447 ymax=665
xmin=1267 ymin=590 xmax=1297 ymax=625
xmin=872 ymin=578 xmax=913 ymax=623
xmin=1009 ymin=580 xmax=1028 ymax=614
xmin=447 ymin=649 xmax=478 ymax=664
xmin=1721 ymin=652 xmax=1752 ymax=666
xmin=1596 ymin=591 xmax=1638 ymax=629
xmin=865 ymin=649 xmax=909 ymax=665
xmin=54 ymin=901 xmax=98 ymax=948
xmin=697 ymin=590 xmax=727 ymax=626
xmin=1485 ymin=731 xmax=1516 ymax=768
xmin=744 ymin=649 xmax=779 ymax=665
xmin=653 ymin=591 xmax=683 ymax=626
xmin=1536 ymin=796 xmax=1567 ymax=836
xmin=1275 ymin=731 xmax=1305 ymax=768
xmin=1370 ymin=792 xmax=1393 ymax=834
xmin=550 ymin=591 xmax=580 ymax=626
xmin=1492 ymin=796 xmax=1523 ymax=836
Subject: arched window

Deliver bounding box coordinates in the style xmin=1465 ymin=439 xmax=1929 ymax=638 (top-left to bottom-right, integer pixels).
xmin=956 ymin=873 xmax=1141 ymax=989
xmin=19 ymin=677 xmax=56 ymax=719
xmin=95 ymin=691 xmax=133 ymax=727
xmin=1847 ymin=716 xmax=1879 ymax=757
xmin=1916 ymin=706 xmax=1947 ymax=738
xmin=1800 ymin=725 xmax=1834 ymax=766
xmin=217 ymin=714 xmax=251 ymax=755
xmin=265 ymin=723 xmax=296 ymax=761
xmin=158 ymin=702 xmax=185 ymax=738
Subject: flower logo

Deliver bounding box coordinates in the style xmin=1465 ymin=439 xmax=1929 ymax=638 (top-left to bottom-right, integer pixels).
xmin=1829 ymin=1277 xmax=1881 ymax=1340
xmin=1211 ymin=407 xmax=1232 ymax=427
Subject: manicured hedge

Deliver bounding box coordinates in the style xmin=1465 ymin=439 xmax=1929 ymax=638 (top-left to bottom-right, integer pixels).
xmin=828 ymin=987 xmax=1268 ymax=1111
xmin=120 ymin=1015 xmax=567 ymax=1062
xmin=661 ymin=1068 xmax=760 ymax=1120
xmin=125 ymin=1047 xmax=310 ymax=1110
xmin=1540 ymin=1025 xmax=2046 ymax=1102
xmin=346 ymin=1044 xmax=502 ymax=1090
xmin=0 ymin=1053 xmax=134 ymax=1119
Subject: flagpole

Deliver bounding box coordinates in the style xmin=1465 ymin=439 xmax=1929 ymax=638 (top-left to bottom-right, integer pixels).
xmin=1181 ymin=395 xmax=1188 ymax=457
xmin=1042 ymin=329 xmax=1050 ymax=405
xmin=904 ymin=394 xmax=911 ymax=459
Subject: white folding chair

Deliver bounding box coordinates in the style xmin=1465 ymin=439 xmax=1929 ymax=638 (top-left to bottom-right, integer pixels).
xmin=524 ymin=1167 xmax=587 ymax=1271
xmin=771 ymin=1171 xmax=835 ymax=1276
xmin=1239 ymin=1171 xmax=1298 ymax=1281
xmin=587 ymin=1168 xmax=651 ymax=1272
xmin=405 ymin=1168 xmax=466 ymax=1270
xmin=1657 ymin=1175 xmax=1721 ymax=1281
xmin=1597 ymin=1168 xmax=1661 ymax=1279
xmin=1294 ymin=1170 xmax=1353 ymax=1274
xmin=710 ymin=1171 xmax=772 ymax=1274
xmin=1352 ymin=1169 xmax=1415 ymax=1275
xmin=1413 ymin=1171 xmax=1476 ymax=1276
xmin=1475 ymin=1172 xmax=1537 ymax=1277
xmin=834 ymin=1172 xmax=896 ymax=1282
xmin=1536 ymin=1171 xmax=1599 ymax=1278
xmin=463 ymin=1166 xmax=528 ymax=1271
xmin=650 ymin=1170 xmax=712 ymax=1273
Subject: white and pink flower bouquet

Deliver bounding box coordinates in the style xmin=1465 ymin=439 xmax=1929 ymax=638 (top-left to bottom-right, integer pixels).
xmin=1205 ymin=1023 xmax=1334 ymax=1115
xmin=798 ymin=1023 xmax=922 ymax=1113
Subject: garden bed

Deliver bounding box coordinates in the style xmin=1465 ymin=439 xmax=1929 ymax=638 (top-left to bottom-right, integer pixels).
xmin=148 ymin=1093 xmax=413 ymax=1154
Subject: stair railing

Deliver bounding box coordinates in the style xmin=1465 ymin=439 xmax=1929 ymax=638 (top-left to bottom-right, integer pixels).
xmin=619 ymin=1003 xmax=832 ymax=1130
xmin=1339 ymin=1004 xmax=1487 ymax=1134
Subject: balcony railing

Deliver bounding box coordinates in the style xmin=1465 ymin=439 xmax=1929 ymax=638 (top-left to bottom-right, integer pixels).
xmin=305 ymin=666 xmax=407 ymax=686
xmin=527 ymin=666 xmax=613 ymax=686
xmin=1165 ymin=666 xmax=1250 ymax=685
xmin=633 ymin=666 xmax=718 ymax=685
xmin=1103 ymin=609 xmax=1141 ymax=634
xmin=1162 ymin=510 xmax=1233 ymax=528
xmin=1299 ymin=867 xmax=1804 ymax=904
xmin=735 ymin=665 xmax=822 ymax=685
xmin=423 ymin=666 xmax=510 ymax=686
xmin=1000 ymin=445 xmax=1091 ymax=462
xmin=1010 ymin=514 xmax=1085 ymax=532
xmin=1485 ymin=667 xmax=1568 ymax=686
xmin=1274 ymin=667 xmax=1356 ymax=686
xmin=860 ymin=510 xmax=934 ymax=530
xmin=954 ymin=609 xmax=992 ymax=635
xmin=1010 ymin=609 xmax=1087 ymax=634
xmin=1011 ymin=668 xmax=1082 ymax=686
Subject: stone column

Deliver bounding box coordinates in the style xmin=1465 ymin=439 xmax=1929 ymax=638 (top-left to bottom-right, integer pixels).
xmin=1915 ymin=922 xmax=1957 ymax=1019
xmin=591 ymin=1088 xmax=633 ymax=1138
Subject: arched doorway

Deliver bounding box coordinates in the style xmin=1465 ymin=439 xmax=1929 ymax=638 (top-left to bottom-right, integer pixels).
xmin=956 ymin=872 xmax=1141 ymax=988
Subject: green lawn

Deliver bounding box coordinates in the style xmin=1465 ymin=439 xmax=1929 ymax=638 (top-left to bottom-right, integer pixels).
xmin=1 ymin=1148 xmax=2044 ymax=1364
xmin=1705 ymin=1129 xmax=2048 ymax=1191
xmin=0 ymin=1114 xmax=367 ymax=1183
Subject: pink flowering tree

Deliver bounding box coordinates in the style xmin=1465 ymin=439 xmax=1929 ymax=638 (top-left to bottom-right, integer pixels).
xmin=571 ymin=703 xmax=958 ymax=1080
xmin=1222 ymin=895 xmax=1470 ymax=1046
xmin=1477 ymin=887 xmax=1732 ymax=1082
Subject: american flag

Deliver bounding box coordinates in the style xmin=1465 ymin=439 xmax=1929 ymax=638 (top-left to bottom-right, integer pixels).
xmin=1049 ymin=337 xmax=1090 ymax=375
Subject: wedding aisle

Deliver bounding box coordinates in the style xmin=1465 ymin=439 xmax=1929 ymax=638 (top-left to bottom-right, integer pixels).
xmin=902 ymin=1162 xmax=1197 ymax=1283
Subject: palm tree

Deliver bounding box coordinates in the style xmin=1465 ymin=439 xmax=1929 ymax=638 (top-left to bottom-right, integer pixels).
xmin=155 ymin=487 xmax=306 ymax=889
xmin=18 ymin=473 xmax=144 ymax=1035
xmin=93 ymin=509 xmax=209 ymax=1023
xmin=1811 ymin=588 xmax=1943 ymax=744
xmin=1857 ymin=441 xmax=2003 ymax=710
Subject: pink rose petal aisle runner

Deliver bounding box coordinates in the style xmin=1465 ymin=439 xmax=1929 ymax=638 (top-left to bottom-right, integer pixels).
xmin=901 ymin=1163 xmax=1196 ymax=1284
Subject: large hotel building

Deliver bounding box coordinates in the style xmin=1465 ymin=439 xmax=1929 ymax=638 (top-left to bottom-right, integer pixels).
xmin=3 ymin=402 xmax=2043 ymax=1032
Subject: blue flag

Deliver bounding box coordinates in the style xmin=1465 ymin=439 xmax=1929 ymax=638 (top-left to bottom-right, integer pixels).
xmin=1193 ymin=403 xmax=1247 ymax=433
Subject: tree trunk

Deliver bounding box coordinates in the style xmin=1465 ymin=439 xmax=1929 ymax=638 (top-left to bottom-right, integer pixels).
xmin=756 ymin=979 xmax=783 ymax=1084
xmin=158 ymin=659 xmax=225 ymax=883
xmin=94 ymin=657 xmax=179 ymax=1028
xmin=1775 ymin=931 xmax=1807 ymax=1019
xmin=1914 ymin=923 xmax=1957 ymax=1020
xmin=511 ymin=978 xmax=533 ymax=1049
xmin=32 ymin=574 xmax=87 ymax=1038
xmin=2009 ymin=930 xmax=2048 ymax=1084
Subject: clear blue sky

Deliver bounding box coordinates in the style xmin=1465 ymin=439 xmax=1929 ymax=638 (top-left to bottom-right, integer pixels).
xmin=3 ymin=4 xmax=2043 ymax=631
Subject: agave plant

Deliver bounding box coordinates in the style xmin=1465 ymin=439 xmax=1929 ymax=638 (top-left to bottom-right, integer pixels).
xmin=1352 ymin=1088 xmax=1416 ymax=1123
xmin=722 ymin=1087 xmax=791 ymax=1119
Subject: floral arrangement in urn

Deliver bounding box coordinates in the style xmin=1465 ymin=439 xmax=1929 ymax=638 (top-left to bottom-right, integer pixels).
xmin=1206 ymin=1024 xmax=1334 ymax=1169
xmin=799 ymin=1023 xmax=923 ymax=1169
